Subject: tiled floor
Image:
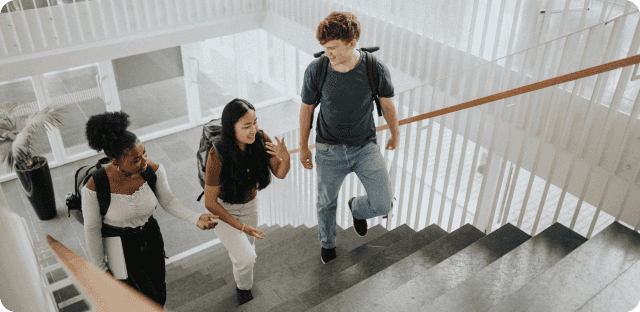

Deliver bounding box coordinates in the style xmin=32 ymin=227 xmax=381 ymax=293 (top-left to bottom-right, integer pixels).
xmin=1 ymin=99 xmax=301 ymax=261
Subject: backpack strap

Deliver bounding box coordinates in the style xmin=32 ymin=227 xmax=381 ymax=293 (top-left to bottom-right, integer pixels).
xmin=364 ymin=51 xmax=383 ymax=117
xmin=92 ymin=168 xmax=111 ymax=217
xmin=140 ymin=165 xmax=157 ymax=195
xmin=310 ymin=55 xmax=330 ymax=129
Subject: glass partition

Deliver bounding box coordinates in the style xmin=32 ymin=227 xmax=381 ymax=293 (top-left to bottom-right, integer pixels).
xmin=42 ymin=63 xmax=107 ymax=157
xmin=196 ymin=30 xmax=285 ymax=120
xmin=115 ymin=47 xmax=190 ymax=137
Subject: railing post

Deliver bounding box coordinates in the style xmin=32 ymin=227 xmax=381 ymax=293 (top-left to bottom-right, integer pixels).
xmin=474 ymin=116 xmax=509 ymax=234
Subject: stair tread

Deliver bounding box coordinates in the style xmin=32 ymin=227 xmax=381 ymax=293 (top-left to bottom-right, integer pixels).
xmin=225 ymin=225 xmax=389 ymax=312
xmin=170 ymin=225 xmax=341 ymax=311
xmin=165 ymin=225 xmax=312 ymax=310
xmin=577 ymin=253 xmax=640 ymax=312
xmin=165 ymin=224 xmax=302 ymax=284
xmin=166 ymin=224 xmax=276 ymax=271
xmin=422 ymin=222 xmax=587 ymax=312
xmin=364 ymin=223 xmax=531 ymax=311
xmin=314 ymin=224 xmax=449 ymax=312
xmin=307 ymin=223 xmax=484 ymax=312
xmin=266 ymin=224 xmax=416 ymax=311
xmin=490 ymin=222 xmax=640 ymax=312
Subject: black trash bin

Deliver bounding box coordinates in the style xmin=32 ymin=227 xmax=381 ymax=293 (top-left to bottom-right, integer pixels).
xmin=16 ymin=156 xmax=57 ymax=221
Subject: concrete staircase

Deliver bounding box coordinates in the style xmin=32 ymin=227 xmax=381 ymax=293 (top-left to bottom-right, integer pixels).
xmin=163 ymin=221 xmax=640 ymax=312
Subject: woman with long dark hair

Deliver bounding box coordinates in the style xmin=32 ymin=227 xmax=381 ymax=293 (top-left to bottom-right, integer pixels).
xmin=81 ymin=111 xmax=218 ymax=307
xmin=204 ymin=98 xmax=290 ymax=305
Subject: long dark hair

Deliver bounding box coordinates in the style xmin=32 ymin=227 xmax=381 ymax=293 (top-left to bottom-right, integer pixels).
xmin=85 ymin=111 xmax=139 ymax=161
xmin=218 ymin=99 xmax=272 ymax=203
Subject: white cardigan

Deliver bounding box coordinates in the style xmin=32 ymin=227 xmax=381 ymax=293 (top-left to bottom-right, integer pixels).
xmin=81 ymin=163 xmax=200 ymax=271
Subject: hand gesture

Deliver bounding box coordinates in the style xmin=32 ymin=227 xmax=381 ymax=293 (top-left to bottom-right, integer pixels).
xmin=386 ymin=135 xmax=399 ymax=151
xmin=197 ymin=213 xmax=219 ymax=230
xmin=300 ymin=146 xmax=313 ymax=170
xmin=266 ymin=136 xmax=290 ymax=161
xmin=242 ymin=224 xmax=266 ymax=239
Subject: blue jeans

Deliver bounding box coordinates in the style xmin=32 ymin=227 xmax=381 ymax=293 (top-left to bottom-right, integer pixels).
xmin=315 ymin=141 xmax=393 ymax=249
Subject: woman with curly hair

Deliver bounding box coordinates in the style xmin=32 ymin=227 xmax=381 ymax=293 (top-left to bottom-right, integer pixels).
xmin=204 ymin=98 xmax=290 ymax=305
xmin=81 ymin=111 xmax=218 ymax=307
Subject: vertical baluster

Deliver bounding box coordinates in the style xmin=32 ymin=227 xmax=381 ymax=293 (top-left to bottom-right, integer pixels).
xmin=478 ymin=0 xmax=493 ymax=59
xmin=164 ymin=0 xmax=172 ymax=25
xmin=30 ymin=0 xmax=48 ymax=49
xmin=471 ymin=62 xmax=507 ymax=229
xmin=119 ymin=0 xmax=131 ymax=33
xmin=490 ymin=0 xmax=506 ymax=60
xmin=141 ymin=0 xmax=151 ymax=29
xmin=95 ymin=0 xmax=109 ymax=38
xmin=461 ymin=69 xmax=492 ymax=227
xmin=14 ymin=0 xmax=36 ymax=51
xmin=578 ymin=0 xmax=591 ymax=30
xmin=479 ymin=54 xmax=525 ymax=232
xmin=557 ymin=0 xmax=573 ymax=38
xmin=570 ymin=17 xmax=623 ymax=230
xmin=406 ymin=86 xmax=425 ymax=230
xmin=505 ymin=0 xmax=523 ymax=57
xmin=131 ymin=0 xmax=141 ymax=31
xmin=71 ymin=0 xmax=85 ymax=42
xmin=588 ymin=73 xmax=640 ymax=237
xmin=6 ymin=2 xmax=24 ymax=53
xmin=174 ymin=0 xmax=183 ymax=25
xmin=449 ymin=69 xmax=476 ymax=230
xmin=540 ymin=34 xmax=595 ymax=230
xmin=416 ymin=80 xmax=439 ymax=228
xmin=394 ymin=91 xmax=412 ymax=227
xmin=515 ymin=47 xmax=561 ymax=230
xmin=185 ymin=0 xmax=194 ymax=23
xmin=108 ymin=0 xmax=120 ymax=36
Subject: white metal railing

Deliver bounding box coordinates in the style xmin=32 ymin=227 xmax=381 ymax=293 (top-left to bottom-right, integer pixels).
xmin=267 ymin=0 xmax=639 ymax=85
xmin=0 ymin=0 xmax=265 ymax=57
xmin=261 ymin=8 xmax=640 ymax=240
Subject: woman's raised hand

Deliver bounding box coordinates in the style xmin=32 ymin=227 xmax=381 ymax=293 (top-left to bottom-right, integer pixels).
xmin=266 ymin=136 xmax=290 ymax=161
xmin=242 ymin=224 xmax=266 ymax=239
xmin=197 ymin=213 xmax=219 ymax=230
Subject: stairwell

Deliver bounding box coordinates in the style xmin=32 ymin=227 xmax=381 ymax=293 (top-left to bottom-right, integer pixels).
xmin=162 ymin=220 xmax=640 ymax=312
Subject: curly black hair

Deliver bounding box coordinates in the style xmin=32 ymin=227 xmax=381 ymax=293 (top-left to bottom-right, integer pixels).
xmin=85 ymin=111 xmax=139 ymax=161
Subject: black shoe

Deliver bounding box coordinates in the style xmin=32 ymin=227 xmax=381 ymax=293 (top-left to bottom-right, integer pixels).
xmin=236 ymin=287 xmax=253 ymax=305
xmin=349 ymin=197 xmax=368 ymax=237
xmin=321 ymin=247 xmax=337 ymax=264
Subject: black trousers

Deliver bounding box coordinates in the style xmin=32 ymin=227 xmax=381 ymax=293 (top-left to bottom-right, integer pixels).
xmin=102 ymin=216 xmax=167 ymax=307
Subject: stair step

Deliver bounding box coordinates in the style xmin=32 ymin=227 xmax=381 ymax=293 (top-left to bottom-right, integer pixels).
xmin=166 ymin=224 xmax=276 ymax=271
xmin=165 ymin=224 xmax=299 ymax=284
xmin=422 ymin=222 xmax=587 ymax=312
xmin=165 ymin=271 xmax=227 ymax=309
xmin=577 ymin=253 xmax=640 ymax=312
xmin=308 ymin=223 xmax=484 ymax=312
xmin=170 ymin=225 xmax=334 ymax=312
xmin=312 ymin=224 xmax=449 ymax=312
xmin=364 ymin=223 xmax=531 ymax=311
xmin=266 ymin=224 xmax=416 ymax=311
xmin=183 ymin=225 xmax=288 ymax=269
xmin=226 ymin=225 xmax=389 ymax=312
xmin=490 ymin=222 xmax=640 ymax=312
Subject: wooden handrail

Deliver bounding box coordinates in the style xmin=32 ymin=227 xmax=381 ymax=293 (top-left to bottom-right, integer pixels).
xmin=46 ymin=235 xmax=165 ymax=312
xmin=288 ymin=53 xmax=640 ymax=154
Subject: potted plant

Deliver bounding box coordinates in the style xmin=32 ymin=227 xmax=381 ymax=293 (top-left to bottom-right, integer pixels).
xmin=0 ymin=102 xmax=66 ymax=220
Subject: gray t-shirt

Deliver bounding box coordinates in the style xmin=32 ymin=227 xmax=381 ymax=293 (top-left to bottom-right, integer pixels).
xmin=301 ymin=50 xmax=394 ymax=146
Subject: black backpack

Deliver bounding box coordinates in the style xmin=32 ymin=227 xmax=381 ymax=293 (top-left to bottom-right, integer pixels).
xmin=309 ymin=46 xmax=384 ymax=129
xmin=196 ymin=118 xmax=223 ymax=201
xmin=67 ymin=157 xmax=158 ymax=225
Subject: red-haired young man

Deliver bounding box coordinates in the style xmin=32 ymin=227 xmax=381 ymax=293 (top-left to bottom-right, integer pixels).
xmin=299 ymin=12 xmax=400 ymax=264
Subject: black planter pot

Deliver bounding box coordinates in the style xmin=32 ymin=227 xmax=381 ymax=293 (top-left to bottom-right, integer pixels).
xmin=16 ymin=156 xmax=57 ymax=221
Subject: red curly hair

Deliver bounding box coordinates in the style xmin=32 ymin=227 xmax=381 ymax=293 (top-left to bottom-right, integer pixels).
xmin=316 ymin=12 xmax=361 ymax=45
